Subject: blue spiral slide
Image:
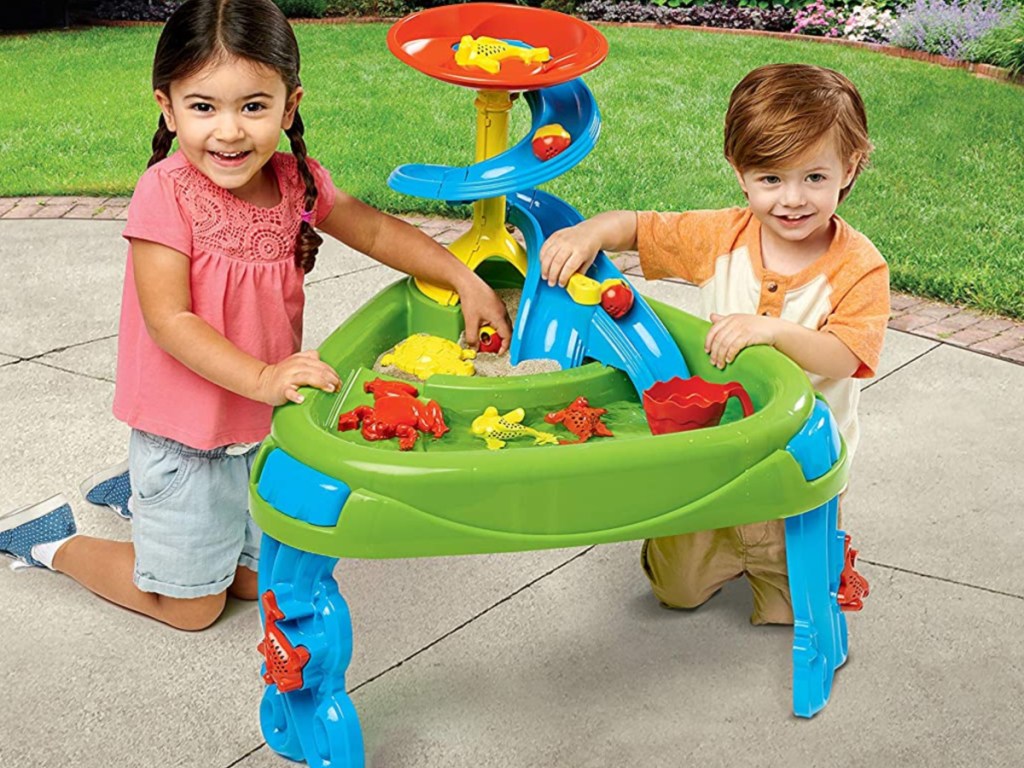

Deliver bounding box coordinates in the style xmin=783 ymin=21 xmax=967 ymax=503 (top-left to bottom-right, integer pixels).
xmin=388 ymin=78 xmax=691 ymax=395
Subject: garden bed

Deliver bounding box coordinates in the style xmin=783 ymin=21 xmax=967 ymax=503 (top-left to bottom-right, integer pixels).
xmin=78 ymin=0 xmax=1024 ymax=86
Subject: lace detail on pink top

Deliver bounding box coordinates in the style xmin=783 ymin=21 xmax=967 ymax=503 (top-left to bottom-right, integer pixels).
xmin=174 ymin=154 xmax=308 ymax=263
xmin=114 ymin=151 xmax=336 ymax=449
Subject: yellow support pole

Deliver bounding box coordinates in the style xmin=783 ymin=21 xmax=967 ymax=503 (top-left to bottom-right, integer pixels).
xmin=415 ymin=89 xmax=529 ymax=306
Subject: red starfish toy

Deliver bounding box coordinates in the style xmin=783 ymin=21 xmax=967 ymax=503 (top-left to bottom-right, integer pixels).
xmin=544 ymin=396 xmax=614 ymax=444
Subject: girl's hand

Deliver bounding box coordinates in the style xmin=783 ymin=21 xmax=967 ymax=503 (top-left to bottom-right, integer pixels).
xmin=457 ymin=274 xmax=513 ymax=354
xmin=257 ymin=350 xmax=341 ymax=405
xmin=705 ymin=313 xmax=778 ymax=369
xmin=540 ymin=224 xmax=600 ymax=288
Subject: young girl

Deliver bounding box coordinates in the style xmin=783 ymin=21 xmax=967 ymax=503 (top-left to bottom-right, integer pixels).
xmin=0 ymin=0 xmax=511 ymax=631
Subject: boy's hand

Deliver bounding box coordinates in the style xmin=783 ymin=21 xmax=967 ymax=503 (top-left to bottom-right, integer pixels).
xmin=257 ymin=350 xmax=341 ymax=405
xmin=457 ymin=274 xmax=513 ymax=354
xmin=705 ymin=313 xmax=778 ymax=369
xmin=540 ymin=224 xmax=600 ymax=288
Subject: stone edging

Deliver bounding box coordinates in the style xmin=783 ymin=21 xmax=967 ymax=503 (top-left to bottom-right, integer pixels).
xmin=8 ymin=199 xmax=1016 ymax=364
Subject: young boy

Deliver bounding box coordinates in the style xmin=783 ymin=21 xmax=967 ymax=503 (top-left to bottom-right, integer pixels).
xmin=539 ymin=63 xmax=890 ymax=625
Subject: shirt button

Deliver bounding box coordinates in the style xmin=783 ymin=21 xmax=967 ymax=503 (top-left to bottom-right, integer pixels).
xmin=767 ymin=282 xmax=778 ymax=293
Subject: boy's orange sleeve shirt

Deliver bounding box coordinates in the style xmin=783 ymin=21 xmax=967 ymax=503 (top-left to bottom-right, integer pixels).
xmin=636 ymin=208 xmax=753 ymax=284
xmin=636 ymin=208 xmax=889 ymax=380
xmin=819 ymin=232 xmax=890 ymax=379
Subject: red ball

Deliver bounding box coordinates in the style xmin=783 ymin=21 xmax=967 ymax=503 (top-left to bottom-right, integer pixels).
xmin=601 ymin=283 xmax=634 ymax=319
xmin=532 ymin=134 xmax=571 ymax=161
xmin=478 ymin=327 xmax=503 ymax=353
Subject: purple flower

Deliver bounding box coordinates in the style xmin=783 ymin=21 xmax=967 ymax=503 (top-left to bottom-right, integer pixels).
xmin=888 ymin=0 xmax=1015 ymax=59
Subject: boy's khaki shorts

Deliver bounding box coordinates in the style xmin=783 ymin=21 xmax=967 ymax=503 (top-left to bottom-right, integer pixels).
xmin=641 ymin=520 xmax=793 ymax=625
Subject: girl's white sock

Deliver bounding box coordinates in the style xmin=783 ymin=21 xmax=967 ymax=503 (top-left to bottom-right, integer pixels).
xmin=30 ymin=536 xmax=74 ymax=570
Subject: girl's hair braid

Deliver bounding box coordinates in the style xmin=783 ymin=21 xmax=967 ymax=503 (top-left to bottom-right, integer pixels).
xmin=286 ymin=110 xmax=323 ymax=273
xmin=148 ymin=113 xmax=176 ymax=168
xmin=151 ymin=0 xmax=321 ymax=269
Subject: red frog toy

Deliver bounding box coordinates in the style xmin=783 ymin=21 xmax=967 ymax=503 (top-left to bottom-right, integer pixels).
xmin=544 ymin=396 xmax=614 ymax=444
xmin=338 ymin=378 xmax=449 ymax=450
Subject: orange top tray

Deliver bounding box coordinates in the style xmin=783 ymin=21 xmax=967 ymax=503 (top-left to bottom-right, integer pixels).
xmin=387 ymin=3 xmax=608 ymax=91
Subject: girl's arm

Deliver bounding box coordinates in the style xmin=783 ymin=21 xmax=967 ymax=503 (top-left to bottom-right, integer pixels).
xmin=131 ymin=239 xmax=341 ymax=405
xmin=316 ymin=190 xmax=512 ymax=351
xmin=705 ymin=313 xmax=861 ymax=379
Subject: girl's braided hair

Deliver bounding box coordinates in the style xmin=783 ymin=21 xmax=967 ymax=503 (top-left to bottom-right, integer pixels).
xmin=149 ymin=0 xmax=322 ymax=272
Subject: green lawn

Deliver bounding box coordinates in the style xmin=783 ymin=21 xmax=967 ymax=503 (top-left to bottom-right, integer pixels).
xmin=2 ymin=24 xmax=1022 ymax=319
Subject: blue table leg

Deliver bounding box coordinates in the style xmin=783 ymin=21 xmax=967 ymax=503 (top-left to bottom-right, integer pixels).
xmin=785 ymin=496 xmax=848 ymax=717
xmin=257 ymin=534 xmax=365 ymax=767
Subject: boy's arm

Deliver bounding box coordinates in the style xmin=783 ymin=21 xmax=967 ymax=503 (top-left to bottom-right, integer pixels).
xmin=540 ymin=210 xmax=638 ymax=287
xmin=131 ymin=239 xmax=340 ymax=405
xmin=706 ymin=313 xmax=861 ymax=379
xmin=317 ymin=189 xmax=512 ymax=351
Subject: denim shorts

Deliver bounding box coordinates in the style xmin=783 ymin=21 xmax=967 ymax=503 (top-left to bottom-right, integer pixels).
xmin=128 ymin=429 xmax=262 ymax=598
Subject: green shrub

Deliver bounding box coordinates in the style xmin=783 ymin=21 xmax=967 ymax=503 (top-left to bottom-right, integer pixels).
xmin=326 ymin=0 xmax=543 ymax=16
xmin=325 ymin=0 xmax=417 ymax=15
xmin=964 ymin=13 xmax=1024 ymax=73
xmin=274 ymin=0 xmax=329 ymax=18
xmin=541 ymin=0 xmax=581 ymax=13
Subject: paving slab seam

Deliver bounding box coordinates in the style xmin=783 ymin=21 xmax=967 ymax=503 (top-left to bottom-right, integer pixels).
xmin=28 ymin=359 xmax=115 ymax=385
xmin=861 ymin=559 xmax=1024 ymax=602
xmin=862 ymin=342 xmax=941 ymax=391
xmin=223 ymin=742 xmax=268 ymax=768
xmin=6 ymin=197 xmax=1023 ymax=365
xmin=212 ymin=548 xmax=601 ymax=766
xmin=617 ymin=258 xmax=1024 ymax=366
xmin=5 ymin=333 xmax=119 ymax=365
xmin=304 ymin=261 xmax=385 ymax=287
xmin=350 ymin=546 xmax=597 ymax=695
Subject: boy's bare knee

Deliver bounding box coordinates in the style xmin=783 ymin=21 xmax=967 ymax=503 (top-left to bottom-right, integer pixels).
xmin=228 ymin=566 xmax=259 ymax=601
xmin=158 ymin=592 xmax=227 ymax=631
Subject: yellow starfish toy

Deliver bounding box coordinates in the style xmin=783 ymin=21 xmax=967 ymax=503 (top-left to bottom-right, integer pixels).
xmin=454 ymin=35 xmax=551 ymax=75
xmin=471 ymin=406 xmax=560 ymax=451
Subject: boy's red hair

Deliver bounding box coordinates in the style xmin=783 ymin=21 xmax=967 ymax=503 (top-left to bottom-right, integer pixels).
xmin=724 ymin=64 xmax=873 ymax=202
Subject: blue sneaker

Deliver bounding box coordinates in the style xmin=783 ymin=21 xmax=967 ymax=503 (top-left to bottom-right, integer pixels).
xmin=80 ymin=461 xmax=132 ymax=520
xmin=0 ymin=495 xmax=77 ymax=567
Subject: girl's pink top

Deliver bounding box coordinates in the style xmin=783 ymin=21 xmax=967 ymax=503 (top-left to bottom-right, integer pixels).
xmin=113 ymin=151 xmax=336 ymax=449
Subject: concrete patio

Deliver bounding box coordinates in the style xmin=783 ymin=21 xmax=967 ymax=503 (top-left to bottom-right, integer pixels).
xmin=1 ymin=216 xmax=1021 ymax=768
